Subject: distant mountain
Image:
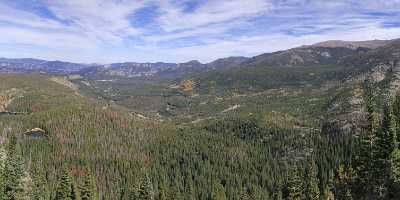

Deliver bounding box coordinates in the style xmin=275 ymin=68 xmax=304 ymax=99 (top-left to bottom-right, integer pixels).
xmin=206 ymin=56 xmax=249 ymax=70
xmin=1 ymin=38 xmax=398 ymax=79
xmin=100 ymin=62 xmax=177 ymax=77
xmin=238 ymin=39 xmax=396 ymax=68
xmin=308 ymin=39 xmax=393 ymax=49
xmin=0 ymin=58 xmax=91 ymax=74
xmin=243 ymin=46 xmax=366 ymax=67
xmin=84 ymin=57 xmax=249 ymax=78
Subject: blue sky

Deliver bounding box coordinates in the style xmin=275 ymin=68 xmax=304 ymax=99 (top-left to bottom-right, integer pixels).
xmin=1 ymin=0 xmax=400 ymax=63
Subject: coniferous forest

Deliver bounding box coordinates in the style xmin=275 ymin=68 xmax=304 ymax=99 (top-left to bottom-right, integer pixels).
xmin=1 ymin=72 xmax=400 ymax=200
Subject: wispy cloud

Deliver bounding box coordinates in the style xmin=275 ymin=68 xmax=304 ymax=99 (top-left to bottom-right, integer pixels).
xmin=0 ymin=0 xmax=399 ymax=63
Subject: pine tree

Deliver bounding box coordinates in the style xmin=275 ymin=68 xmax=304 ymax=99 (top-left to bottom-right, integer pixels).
xmin=157 ymin=179 xmax=167 ymax=200
xmin=373 ymin=102 xmax=397 ymax=198
xmin=304 ymin=159 xmax=320 ymax=200
xmin=3 ymin=134 xmax=24 ymax=200
xmin=55 ymin=168 xmax=80 ymax=200
xmin=392 ymin=91 xmax=400 ymax=143
xmin=335 ymin=164 xmax=353 ymax=200
xmin=287 ymin=170 xmax=303 ymax=200
xmin=272 ymin=181 xmax=283 ymax=200
xmin=272 ymin=186 xmax=282 ymax=200
xmin=354 ymin=89 xmax=378 ymax=198
xmin=323 ymin=171 xmax=335 ymax=200
xmin=71 ymin=182 xmax=81 ymax=200
xmin=185 ymin=175 xmax=196 ymax=200
xmin=211 ymin=182 xmax=227 ymax=200
xmin=389 ymin=148 xmax=400 ymax=197
xmin=80 ymin=168 xmax=98 ymax=200
xmin=32 ymin=167 xmax=50 ymax=200
xmin=168 ymin=182 xmax=183 ymax=200
xmin=135 ymin=172 xmax=154 ymax=200
xmin=158 ymin=186 xmax=167 ymax=200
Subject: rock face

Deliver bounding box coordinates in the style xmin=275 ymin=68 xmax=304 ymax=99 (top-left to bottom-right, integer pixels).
xmin=322 ymin=40 xmax=400 ymax=136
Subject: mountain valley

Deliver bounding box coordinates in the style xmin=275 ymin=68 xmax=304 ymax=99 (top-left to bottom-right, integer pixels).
xmin=1 ymin=39 xmax=400 ymax=199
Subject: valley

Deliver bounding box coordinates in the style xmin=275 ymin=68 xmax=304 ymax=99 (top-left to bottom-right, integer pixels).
xmin=1 ymin=39 xmax=400 ymax=199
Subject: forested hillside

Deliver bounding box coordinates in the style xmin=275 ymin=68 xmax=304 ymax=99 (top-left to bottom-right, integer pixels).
xmin=1 ymin=39 xmax=400 ymax=200
xmin=0 ymin=73 xmax=353 ymax=199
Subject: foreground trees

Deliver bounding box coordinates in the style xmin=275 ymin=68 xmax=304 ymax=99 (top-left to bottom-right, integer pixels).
xmin=0 ymin=135 xmax=100 ymax=200
xmin=343 ymin=90 xmax=400 ymax=199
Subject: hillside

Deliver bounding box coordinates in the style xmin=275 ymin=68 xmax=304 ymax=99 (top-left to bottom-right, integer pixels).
xmin=72 ymin=44 xmax=370 ymax=125
xmin=0 ymin=74 xmax=352 ymax=199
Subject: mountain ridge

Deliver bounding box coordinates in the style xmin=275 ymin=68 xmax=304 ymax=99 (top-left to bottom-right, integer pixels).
xmin=1 ymin=38 xmax=399 ymax=78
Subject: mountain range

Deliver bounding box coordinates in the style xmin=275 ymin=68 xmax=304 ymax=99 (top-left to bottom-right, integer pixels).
xmin=2 ymin=39 xmax=396 ymax=79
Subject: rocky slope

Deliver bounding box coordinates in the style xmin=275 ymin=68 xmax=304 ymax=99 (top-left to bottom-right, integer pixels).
xmin=323 ymin=39 xmax=400 ymax=135
xmin=308 ymin=39 xmax=393 ymax=50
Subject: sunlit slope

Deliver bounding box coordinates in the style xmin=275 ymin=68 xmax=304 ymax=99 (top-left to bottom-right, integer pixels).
xmin=0 ymin=74 xmax=160 ymax=198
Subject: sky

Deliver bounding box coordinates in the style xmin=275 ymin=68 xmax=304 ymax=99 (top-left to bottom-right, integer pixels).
xmin=1 ymin=0 xmax=400 ymax=64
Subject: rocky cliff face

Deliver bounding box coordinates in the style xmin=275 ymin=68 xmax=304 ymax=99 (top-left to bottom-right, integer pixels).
xmin=323 ymin=40 xmax=400 ymax=135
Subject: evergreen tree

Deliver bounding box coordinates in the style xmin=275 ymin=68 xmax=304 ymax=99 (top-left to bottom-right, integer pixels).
xmin=32 ymin=168 xmax=50 ymax=200
xmin=211 ymin=182 xmax=227 ymax=200
xmin=323 ymin=171 xmax=335 ymax=200
xmin=184 ymin=175 xmax=196 ymax=200
xmin=354 ymin=89 xmax=378 ymax=198
xmin=272 ymin=182 xmax=283 ymax=200
xmin=80 ymin=168 xmax=98 ymax=200
xmin=373 ymin=102 xmax=397 ymax=198
xmin=55 ymin=168 xmax=80 ymax=200
xmin=304 ymin=159 xmax=320 ymax=200
xmin=335 ymin=164 xmax=353 ymax=200
xmin=3 ymin=134 xmax=24 ymax=200
xmin=392 ymin=91 xmax=400 ymax=142
xmin=135 ymin=172 xmax=154 ymax=200
xmin=158 ymin=186 xmax=167 ymax=200
xmin=287 ymin=170 xmax=303 ymax=200
xmin=157 ymin=179 xmax=167 ymax=200
xmin=389 ymin=149 xmax=400 ymax=197
xmin=168 ymin=182 xmax=183 ymax=200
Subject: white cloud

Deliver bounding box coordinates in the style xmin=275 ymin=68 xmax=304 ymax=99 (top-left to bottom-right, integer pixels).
xmin=0 ymin=4 xmax=64 ymax=29
xmin=157 ymin=0 xmax=272 ymax=32
xmin=43 ymin=0 xmax=146 ymax=44
xmin=0 ymin=0 xmax=400 ymax=63
xmin=161 ymin=24 xmax=400 ymax=62
xmin=0 ymin=26 xmax=97 ymax=50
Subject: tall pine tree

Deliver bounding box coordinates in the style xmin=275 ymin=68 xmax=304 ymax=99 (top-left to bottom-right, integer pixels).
xmin=80 ymin=168 xmax=98 ymax=200
xmin=211 ymin=182 xmax=227 ymax=200
xmin=354 ymin=89 xmax=378 ymax=199
xmin=3 ymin=134 xmax=24 ymax=200
xmin=31 ymin=167 xmax=50 ymax=200
xmin=335 ymin=164 xmax=353 ymax=200
xmin=373 ymin=101 xmax=397 ymax=198
xmin=304 ymin=159 xmax=320 ymax=200
xmin=135 ymin=172 xmax=154 ymax=200
xmin=55 ymin=167 xmax=80 ymax=200
xmin=287 ymin=170 xmax=303 ymax=200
